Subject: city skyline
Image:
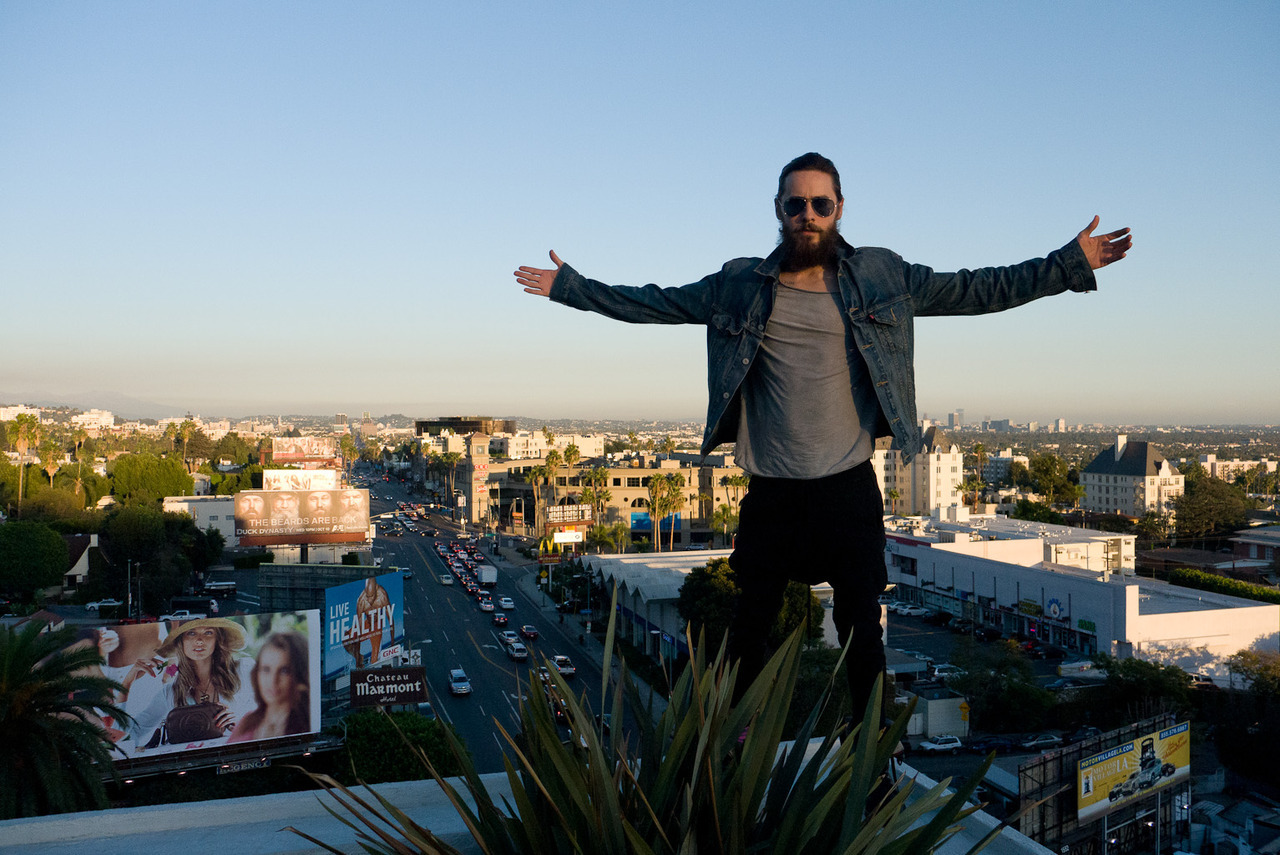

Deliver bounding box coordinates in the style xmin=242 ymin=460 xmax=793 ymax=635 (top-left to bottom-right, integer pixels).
xmin=3 ymin=4 xmax=1277 ymax=425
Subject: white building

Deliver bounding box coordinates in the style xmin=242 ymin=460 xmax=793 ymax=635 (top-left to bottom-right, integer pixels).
xmin=1199 ymin=453 xmax=1277 ymax=484
xmin=70 ymin=409 xmax=114 ymax=430
xmin=982 ymin=448 xmax=1029 ymax=483
xmin=490 ymin=430 xmax=605 ymax=461
xmin=1080 ymin=434 xmax=1183 ymax=517
xmin=871 ymin=426 xmax=963 ymax=516
xmin=162 ymin=495 xmax=237 ymax=544
xmin=884 ymin=525 xmax=1277 ymax=677
xmin=0 ymin=404 xmax=41 ymax=421
xmin=915 ymin=513 xmax=1136 ymax=573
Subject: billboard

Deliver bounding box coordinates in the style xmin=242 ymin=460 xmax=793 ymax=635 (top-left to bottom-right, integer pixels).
xmin=70 ymin=611 xmax=321 ymax=761
xmin=350 ymin=665 xmax=428 ymax=708
xmin=234 ymin=488 xmax=370 ymax=546
xmin=263 ymin=468 xmax=341 ymax=491
xmin=1077 ymin=721 xmax=1191 ymax=822
xmin=630 ymin=512 xmax=682 ymax=533
xmin=272 ymin=436 xmax=338 ymax=462
xmin=324 ymin=571 xmax=406 ymax=679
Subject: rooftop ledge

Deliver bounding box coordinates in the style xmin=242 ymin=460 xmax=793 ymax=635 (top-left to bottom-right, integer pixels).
xmin=0 ymin=762 xmax=1051 ymax=855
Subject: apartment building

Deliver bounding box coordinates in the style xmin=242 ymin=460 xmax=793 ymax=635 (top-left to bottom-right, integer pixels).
xmin=1080 ymin=434 xmax=1183 ymax=517
xmin=1198 ymin=453 xmax=1277 ymax=484
xmin=982 ymin=448 xmax=1029 ymax=483
xmin=870 ymin=426 xmax=964 ymax=516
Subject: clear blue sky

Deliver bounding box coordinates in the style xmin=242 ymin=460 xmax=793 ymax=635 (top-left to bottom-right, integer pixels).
xmin=2 ymin=2 xmax=1276 ymax=425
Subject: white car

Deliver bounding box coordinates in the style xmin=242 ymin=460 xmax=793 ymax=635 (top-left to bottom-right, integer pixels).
xmin=552 ymin=655 xmax=576 ymax=678
xmin=919 ymin=735 xmax=964 ymax=754
xmin=498 ymin=597 xmax=515 ymax=610
xmin=86 ymin=598 xmax=123 ymax=611
xmin=506 ymin=641 xmax=529 ymax=661
xmin=478 ymin=598 xmax=495 ymax=612
xmin=900 ymin=605 xmax=930 ymax=617
xmin=497 ymin=630 xmax=519 ymax=645
xmin=439 ymin=574 xmax=454 ymax=585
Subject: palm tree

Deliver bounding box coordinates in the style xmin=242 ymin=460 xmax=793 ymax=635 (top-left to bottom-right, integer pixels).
xmin=11 ymin=412 xmax=40 ymax=516
xmin=440 ymin=451 xmax=463 ymax=516
xmin=39 ymin=439 xmax=62 ymax=488
xmin=608 ymin=520 xmax=630 ymax=553
xmin=888 ymin=487 xmax=901 ymax=516
xmin=564 ymin=443 xmax=580 ymax=485
xmin=544 ymin=449 xmax=562 ymax=507
xmin=0 ymin=621 xmax=131 ymax=818
xmin=659 ymin=435 xmax=676 ymax=456
xmin=528 ymin=464 xmax=550 ymax=533
xmin=712 ymin=503 xmax=737 ymax=546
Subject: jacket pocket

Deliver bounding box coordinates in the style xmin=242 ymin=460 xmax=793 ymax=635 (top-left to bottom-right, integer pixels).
xmin=863 ymin=297 xmax=911 ymax=354
xmin=710 ymin=309 xmax=747 ymax=336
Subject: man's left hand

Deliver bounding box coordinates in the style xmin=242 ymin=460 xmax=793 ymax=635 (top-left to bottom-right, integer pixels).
xmin=1076 ymin=216 xmax=1132 ymax=270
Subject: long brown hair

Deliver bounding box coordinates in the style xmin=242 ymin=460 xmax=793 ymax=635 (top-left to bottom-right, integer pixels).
xmin=173 ymin=627 xmax=242 ymax=706
xmin=236 ymin=632 xmax=310 ymax=737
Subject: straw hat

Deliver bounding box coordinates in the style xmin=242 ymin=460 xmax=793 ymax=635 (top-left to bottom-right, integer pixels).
xmin=157 ymin=617 xmax=247 ymax=657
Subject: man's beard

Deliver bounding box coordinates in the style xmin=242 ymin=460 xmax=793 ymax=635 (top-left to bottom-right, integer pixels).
xmin=778 ymin=220 xmax=839 ymax=271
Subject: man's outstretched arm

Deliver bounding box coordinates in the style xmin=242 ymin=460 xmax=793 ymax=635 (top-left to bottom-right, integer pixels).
xmin=1076 ymin=216 xmax=1132 ymax=270
xmin=514 ymin=250 xmax=564 ymax=297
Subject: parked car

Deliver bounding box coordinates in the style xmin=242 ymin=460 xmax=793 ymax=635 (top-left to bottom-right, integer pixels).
xmin=919 ymin=735 xmax=964 ymax=754
xmin=968 ymin=735 xmax=1018 ymax=755
xmin=498 ymin=597 xmax=515 ymax=610
xmin=159 ymin=609 xmax=206 ymax=622
xmin=520 ymin=625 xmax=539 ymax=640
xmin=973 ymin=626 xmax=1003 ymax=642
xmin=931 ymin=663 xmax=966 ymax=679
xmin=86 ymin=598 xmax=123 ymax=611
xmin=448 ymin=668 xmax=472 ymax=695
xmin=1068 ymin=726 xmax=1103 ymax=743
xmin=1190 ymin=673 xmax=1221 ymax=690
xmin=1020 ymin=733 xmax=1063 ymax=751
xmin=1045 ymin=678 xmax=1084 ymax=691
xmin=900 ymin=605 xmax=930 ymax=617
xmin=949 ymin=619 xmax=975 ymax=635
xmin=552 ymin=655 xmax=577 ymax=678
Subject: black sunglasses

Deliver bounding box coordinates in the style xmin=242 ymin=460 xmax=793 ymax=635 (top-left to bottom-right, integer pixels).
xmin=779 ymin=195 xmax=837 ymax=218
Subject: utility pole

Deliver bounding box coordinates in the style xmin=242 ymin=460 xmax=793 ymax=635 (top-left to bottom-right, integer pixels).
xmin=126 ymin=560 xmax=133 ymax=619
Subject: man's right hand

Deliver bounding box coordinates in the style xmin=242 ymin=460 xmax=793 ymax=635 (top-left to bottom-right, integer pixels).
xmin=514 ymin=250 xmax=564 ymax=297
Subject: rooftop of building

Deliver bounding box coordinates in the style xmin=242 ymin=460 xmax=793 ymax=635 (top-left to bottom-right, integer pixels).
xmin=0 ymin=765 xmax=1053 ymax=855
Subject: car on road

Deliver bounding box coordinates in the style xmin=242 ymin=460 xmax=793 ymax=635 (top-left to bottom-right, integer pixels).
xmin=1020 ymin=733 xmax=1063 ymax=751
xmin=931 ymin=663 xmax=966 ymax=679
xmin=520 ymin=625 xmax=539 ymax=640
xmin=439 ymin=574 xmax=454 ymax=585
xmin=967 ymin=735 xmax=1018 ymax=755
xmin=86 ymin=598 xmax=123 ymax=611
xmin=159 ymin=609 xmax=206 ymax=622
xmin=552 ymin=655 xmax=576 ymax=678
xmin=497 ymin=630 xmax=519 ymax=645
xmin=506 ymin=641 xmax=529 ymax=661
xmin=478 ymin=598 xmax=495 ymax=612
xmin=498 ymin=596 xmax=515 ymax=610
xmin=448 ymin=668 xmax=472 ymax=695
xmin=900 ymin=605 xmax=931 ymax=617
xmin=919 ymin=735 xmax=964 ymax=754
xmin=1045 ymin=678 xmax=1084 ymax=691
xmin=492 ymin=612 xmax=509 ymax=627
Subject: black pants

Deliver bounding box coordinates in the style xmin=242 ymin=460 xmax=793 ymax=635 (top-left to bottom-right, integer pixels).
xmin=727 ymin=461 xmax=887 ymax=720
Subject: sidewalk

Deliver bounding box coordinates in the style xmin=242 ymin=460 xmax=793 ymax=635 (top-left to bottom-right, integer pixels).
xmin=488 ymin=543 xmax=670 ymax=720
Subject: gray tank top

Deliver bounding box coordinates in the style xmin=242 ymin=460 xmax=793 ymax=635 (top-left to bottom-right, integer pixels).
xmin=736 ymin=283 xmax=878 ymax=479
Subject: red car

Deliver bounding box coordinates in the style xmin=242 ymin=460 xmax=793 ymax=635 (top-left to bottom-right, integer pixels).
xmin=520 ymin=624 xmax=539 ymax=640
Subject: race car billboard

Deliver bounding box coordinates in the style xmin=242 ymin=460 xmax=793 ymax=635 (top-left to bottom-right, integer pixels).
xmin=1077 ymin=721 xmax=1191 ymax=822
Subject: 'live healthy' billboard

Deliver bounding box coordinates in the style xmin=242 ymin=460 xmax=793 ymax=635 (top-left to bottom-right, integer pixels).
xmin=324 ymin=571 xmax=406 ymax=678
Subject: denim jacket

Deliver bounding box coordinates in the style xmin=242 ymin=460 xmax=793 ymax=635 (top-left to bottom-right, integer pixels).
xmin=549 ymin=235 xmax=1095 ymax=462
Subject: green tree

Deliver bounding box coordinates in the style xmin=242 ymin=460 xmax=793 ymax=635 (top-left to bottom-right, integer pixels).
xmin=771 ymin=581 xmax=825 ymax=647
xmin=1029 ymin=452 xmax=1071 ymax=506
xmin=1009 ymin=460 xmax=1033 ymax=489
xmin=1009 ymin=497 xmax=1064 ymax=524
xmin=1091 ymin=653 xmax=1191 ymax=724
xmin=887 ymin=487 xmax=901 ymax=515
xmin=1172 ymin=476 xmax=1249 ymax=548
xmin=563 ymin=443 xmax=580 ymax=482
xmin=0 ymin=521 xmax=69 ymax=600
xmin=109 ymin=453 xmax=193 ymax=506
xmin=957 ymin=475 xmax=983 ymax=511
xmin=711 ymin=503 xmax=738 ymax=546
xmin=543 ymin=448 xmax=562 ymax=507
xmin=0 ymin=621 xmax=130 ymax=818
xmin=676 ymin=557 xmax=738 ymax=645
xmin=949 ymin=637 xmax=1053 ymax=731
xmin=38 ymin=439 xmax=62 ymax=488
xmin=11 ymin=412 xmax=41 ymax=517
xmin=659 ymin=435 xmax=676 ymax=456
xmin=336 ymin=709 xmax=464 ymax=784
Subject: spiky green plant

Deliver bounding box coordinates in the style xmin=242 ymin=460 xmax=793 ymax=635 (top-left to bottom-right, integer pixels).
xmin=290 ymin=587 xmax=996 ymax=854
